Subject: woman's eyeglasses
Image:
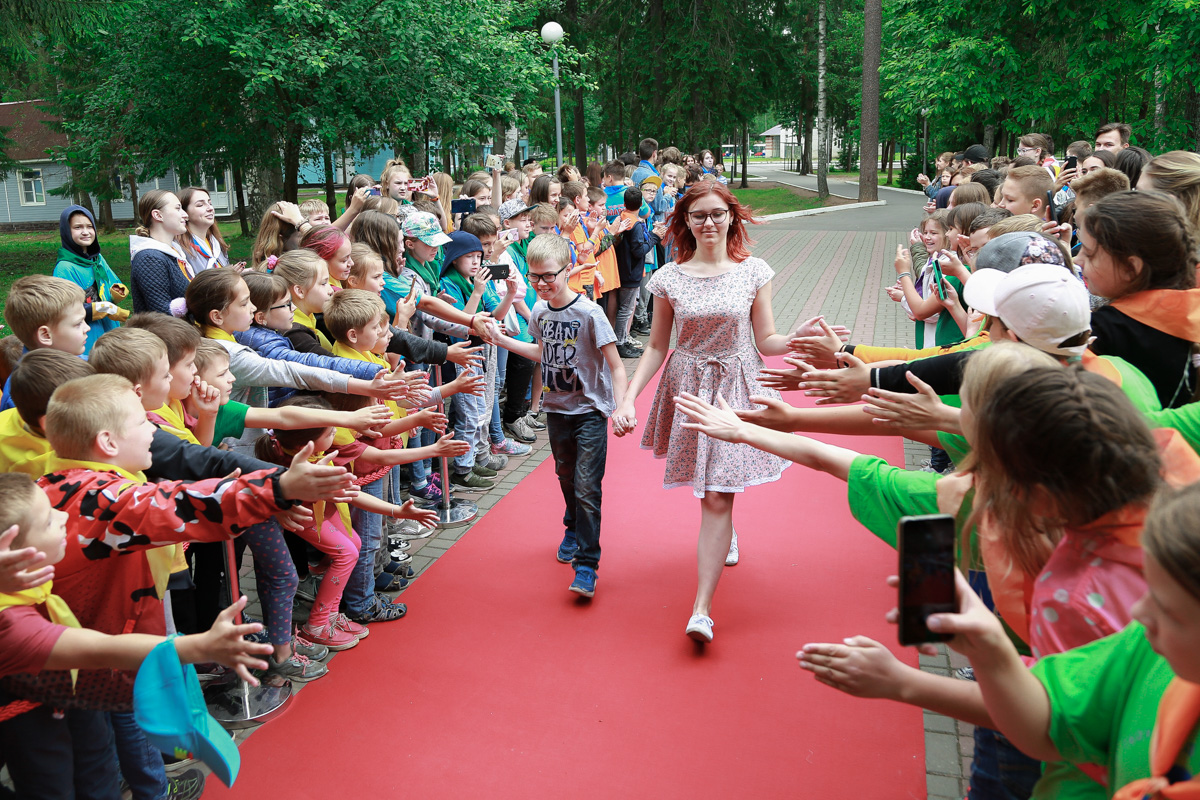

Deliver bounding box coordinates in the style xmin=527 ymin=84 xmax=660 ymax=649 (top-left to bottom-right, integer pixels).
xmin=269 ymin=300 xmax=294 ymax=311
xmin=687 ymin=209 xmax=730 ymax=226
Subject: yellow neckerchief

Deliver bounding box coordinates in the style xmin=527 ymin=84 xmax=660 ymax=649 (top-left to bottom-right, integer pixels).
xmin=0 ymin=408 xmax=53 ymax=478
xmin=330 ymin=341 xmax=409 ymax=444
xmin=46 ymin=456 xmax=175 ymax=599
xmin=329 ymin=277 xmax=342 ymax=290
xmin=0 ymin=580 xmax=82 ymax=686
xmin=279 ymin=441 xmax=353 ymax=537
xmin=150 ymin=399 xmax=200 ymax=446
xmin=203 ymin=326 xmax=236 ymax=343
xmin=293 ymin=307 xmax=333 ymax=351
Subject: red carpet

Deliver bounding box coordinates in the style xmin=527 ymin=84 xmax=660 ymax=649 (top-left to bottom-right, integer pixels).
xmin=209 ymin=377 xmax=925 ymax=799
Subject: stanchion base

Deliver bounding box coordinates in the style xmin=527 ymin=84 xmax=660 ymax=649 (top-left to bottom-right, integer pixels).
xmin=203 ymin=672 xmax=293 ymax=729
xmin=435 ymin=498 xmax=478 ymax=528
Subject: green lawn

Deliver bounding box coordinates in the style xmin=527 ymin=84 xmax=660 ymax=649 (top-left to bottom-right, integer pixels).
xmin=0 ymin=223 xmax=253 ymax=330
xmin=731 ymin=187 xmax=824 ymax=216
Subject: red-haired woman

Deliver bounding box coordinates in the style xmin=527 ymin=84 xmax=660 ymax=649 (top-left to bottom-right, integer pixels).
xmin=613 ymin=181 xmax=823 ymax=643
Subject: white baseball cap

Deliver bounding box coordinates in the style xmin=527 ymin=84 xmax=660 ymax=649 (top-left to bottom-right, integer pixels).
xmin=963 ymin=264 xmax=1092 ymax=357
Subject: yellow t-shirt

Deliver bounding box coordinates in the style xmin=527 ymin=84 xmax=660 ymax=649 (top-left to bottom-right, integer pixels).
xmin=0 ymin=408 xmax=53 ymax=477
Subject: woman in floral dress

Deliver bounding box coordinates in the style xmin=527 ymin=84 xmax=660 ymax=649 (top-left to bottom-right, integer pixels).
xmin=614 ymin=181 xmax=823 ymax=643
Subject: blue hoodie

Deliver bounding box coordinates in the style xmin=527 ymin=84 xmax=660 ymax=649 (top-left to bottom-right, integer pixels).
xmin=52 ymin=205 xmax=122 ymax=353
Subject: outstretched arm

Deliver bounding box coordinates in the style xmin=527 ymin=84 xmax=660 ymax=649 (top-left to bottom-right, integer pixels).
xmin=674 ymin=393 xmax=858 ymax=481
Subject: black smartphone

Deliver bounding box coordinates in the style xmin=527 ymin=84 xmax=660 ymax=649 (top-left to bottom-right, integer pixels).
xmin=1063 ymin=155 xmax=1078 ymax=172
xmin=897 ymin=514 xmax=957 ymax=646
xmin=485 ymin=262 xmax=510 ymax=280
xmin=451 ymin=198 xmax=477 ymax=215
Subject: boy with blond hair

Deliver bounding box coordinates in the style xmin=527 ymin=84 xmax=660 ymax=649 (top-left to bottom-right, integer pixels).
xmin=88 ymin=327 xmax=173 ymax=414
xmin=0 ymin=275 xmax=90 ymax=412
xmin=299 ymin=197 xmax=331 ymax=226
xmin=126 ymin=312 xmax=212 ymax=446
xmin=490 ymin=235 xmax=629 ymax=598
xmin=0 ymin=351 xmax=95 ymax=478
xmin=997 ymin=165 xmax=1055 ymax=218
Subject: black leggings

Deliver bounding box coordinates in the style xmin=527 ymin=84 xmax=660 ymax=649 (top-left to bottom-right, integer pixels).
xmin=503 ymin=353 xmax=537 ymax=424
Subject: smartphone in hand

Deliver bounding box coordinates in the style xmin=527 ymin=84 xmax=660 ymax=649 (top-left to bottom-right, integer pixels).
xmin=451 ymin=198 xmax=477 ymax=215
xmin=930 ymin=257 xmax=946 ymax=300
xmin=897 ymin=514 xmax=957 ymax=646
xmin=484 ymin=262 xmax=510 ymax=280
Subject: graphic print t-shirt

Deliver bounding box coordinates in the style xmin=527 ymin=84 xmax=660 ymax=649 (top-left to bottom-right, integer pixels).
xmin=529 ymin=295 xmax=617 ymax=416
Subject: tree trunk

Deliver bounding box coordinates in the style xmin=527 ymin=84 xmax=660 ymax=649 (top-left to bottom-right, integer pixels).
xmin=574 ymin=86 xmax=587 ymax=169
xmin=282 ymin=120 xmax=301 ymax=203
xmin=886 ymin=139 xmax=895 ymax=185
xmin=98 ymin=199 xmax=114 ymax=233
xmin=816 ymin=0 xmax=829 ymax=199
xmin=740 ymin=122 xmax=750 ymax=189
xmin=983 ymin=124 xmax=996 ymax=156
xmin=802 ymin=113 xmax=813 ymax=175
xmin=858 ymin=0 xmax=881 ymax=202
xmin=232 ymin=162 xmax=249 ymax=238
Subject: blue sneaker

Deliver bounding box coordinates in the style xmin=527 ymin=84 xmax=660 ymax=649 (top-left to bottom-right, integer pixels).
xmin=556 ymin=533 xmax=578 ymax=564
xmin=569 ymin=566 xmax=596 ymax=598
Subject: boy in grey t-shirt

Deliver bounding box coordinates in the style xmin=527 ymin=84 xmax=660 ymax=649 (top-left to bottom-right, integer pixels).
xmin=489 ymin=235 xmax=631 ymax=598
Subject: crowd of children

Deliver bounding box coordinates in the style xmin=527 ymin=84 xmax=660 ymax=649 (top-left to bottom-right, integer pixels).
xmin=3 ymin=126 xmax=1200 ymax=800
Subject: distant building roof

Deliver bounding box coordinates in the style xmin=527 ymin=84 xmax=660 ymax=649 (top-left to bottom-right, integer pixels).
xmin=0 ymin=100 xmax=67 ymax=161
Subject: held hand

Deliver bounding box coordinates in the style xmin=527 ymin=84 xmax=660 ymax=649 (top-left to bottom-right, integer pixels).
xmin=0 ymin=525 xmax=54 ymax=592
xmin=471 ymin=313 xmax=494 ymax=339
xmin=595 ymin=273 xmax=606 ymax=290
xmin=271 ymin=201 xmax=304 ymax=228
xmin=279 ymin=442 xmax=358 ymax=504
xmin=923 ymin=200 xmax=936 ymax=214
xmin=675 ymin=393 xmax=747 ymax=444
xmin=798 ymin=636 xmax=915 ymax=700
xmin=908 ymin=227 xmax=922 ymax=246
xmin=791 ymin=314 xmax=851 ymax=343
xmin=433 ymin=432 xmax=470 ymax=458
xmin=393 ymin=500 xmax=438 ymax=528
xmin=862 ymin=371 xmax=948 ymax=430
xmin=1041 ymin=221 xmax=1072 ymax=243
xmin=446 ymin=342 xmax=484 ymax=369
xmin=1054 ymin=167 xmax=1077 ymax=190
xmin=799 ymin=351 xmax=870 ymax=405
xmin=885 ymin=285 xmax=905 ymax=303
xmin=611 ymin=400 xmax=638 ymax=437
xmin=348 ymin=404 xmax=394 ymax=435
xmin=894 ymin=244 xmax=913 ymax=275
xmin=197 ymin=597 xmax=273 ymax=686
xmin=789 ymin=318 xmax=847 ymax=366
xmin=938 ymin=279 xmax=960 ymax=309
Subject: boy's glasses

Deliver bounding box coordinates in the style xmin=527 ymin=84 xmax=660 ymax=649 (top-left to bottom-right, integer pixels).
xmin=687 ymin=209 xmax=729 ymax=225
xmin=528 ymin=265 xmax=569 ymax=285
xmin=270 ymin=300 xmax=294 ymax=311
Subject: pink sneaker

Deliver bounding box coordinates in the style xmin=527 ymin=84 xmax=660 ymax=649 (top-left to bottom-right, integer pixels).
xmin=491 ymin=438 xmax=532 ymax=456
xmin=332 ymin=612 xmax=369 ymax=640
xmin=301 ymin=621 xmax=358 ymax=651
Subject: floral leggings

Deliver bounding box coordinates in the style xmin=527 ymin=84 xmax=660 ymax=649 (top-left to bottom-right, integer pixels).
xmin=296 ymin=507 xmax=361 ymax=628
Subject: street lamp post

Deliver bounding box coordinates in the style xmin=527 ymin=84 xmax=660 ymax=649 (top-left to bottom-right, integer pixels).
xmin=921 ymin=108 xmax=929 ymax=175
xmin=541 ymin=21 xmax=564 ymax=168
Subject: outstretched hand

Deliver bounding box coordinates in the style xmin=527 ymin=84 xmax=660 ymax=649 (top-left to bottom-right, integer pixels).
xmin=862 ymin=370 xmax=952 ymax=431
xmin=798 ymin=351 xmax=870 ymax=405
xmin=733 ymin=395 xmax=798 ymax=431
xmin=675 ymin=393 xmax=747 ymax=444
xmin=797 ymin=635 xmax=916 ymax=700
xmin=188 ymin=597 xmax=274 ymax=686
xmin=279 ymin=442 xmax=358 ymax=504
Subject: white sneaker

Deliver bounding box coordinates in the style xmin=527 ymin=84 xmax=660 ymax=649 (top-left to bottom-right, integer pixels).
xmin=685 ymin=613 xmax=714 ymax=643
xmin=725 ymin=529 xmax=739 ymax=566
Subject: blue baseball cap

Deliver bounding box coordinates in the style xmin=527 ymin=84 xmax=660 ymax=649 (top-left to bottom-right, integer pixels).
xmin=134 ymin=639 xmax=241 ymax=787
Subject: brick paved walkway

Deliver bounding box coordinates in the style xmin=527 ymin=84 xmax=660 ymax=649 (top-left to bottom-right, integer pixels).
xmin=237 ymin=217 xmax=973 ymax=799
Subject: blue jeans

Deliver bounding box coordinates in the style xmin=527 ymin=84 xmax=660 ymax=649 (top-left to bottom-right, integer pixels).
xmin=346 ymin=476 xmax=384 ymax=614
xmin=546 ymin=410 xmax=608 ymax=570
xmin=109 ymin=711 xmax=168 ymax=800
xmin=450 ymin=371 xmax=485 ymax=472
xmin=969 ymin=726 xmax=1042 ymax=800
xmin=408 ymin=426 xmax=436 ymax=488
